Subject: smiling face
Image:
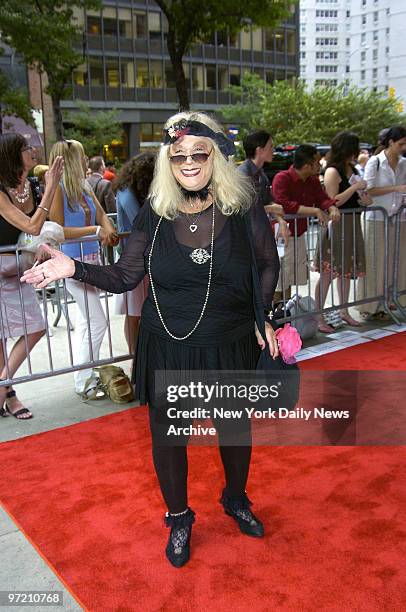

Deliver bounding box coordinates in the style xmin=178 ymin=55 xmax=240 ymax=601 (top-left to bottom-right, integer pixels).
xmin=169 ymin=135 xmax=214 ymax=191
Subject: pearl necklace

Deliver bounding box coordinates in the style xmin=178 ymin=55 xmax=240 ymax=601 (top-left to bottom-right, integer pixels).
xmin=9 ymin=179 xmax=30 ymax=204
xmin=148 ymin=203 xmax=215 ymax=341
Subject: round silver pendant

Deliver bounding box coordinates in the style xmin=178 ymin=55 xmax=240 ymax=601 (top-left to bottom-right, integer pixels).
xmin=189 ymin=248 xmax=211 ymax=264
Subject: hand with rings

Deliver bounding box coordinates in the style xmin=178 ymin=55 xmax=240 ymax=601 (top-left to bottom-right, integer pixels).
xmin=20 ymin=244 xmax=76 ymax=288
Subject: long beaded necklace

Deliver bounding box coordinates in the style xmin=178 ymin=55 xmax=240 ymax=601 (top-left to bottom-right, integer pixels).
xmin=9 ymin=179 xmax=30 ymax=204
xmin=148 ymin=202 xmax=215 ymax=341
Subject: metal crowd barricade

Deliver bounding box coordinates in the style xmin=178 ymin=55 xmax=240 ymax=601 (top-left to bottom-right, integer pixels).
xmin=392 ymin=203 xmax=406 ymax=316
xmin=0 ymin=232 xmax=132 ymax=389
xmin=273 ymin=205 xmax=404 ymax=326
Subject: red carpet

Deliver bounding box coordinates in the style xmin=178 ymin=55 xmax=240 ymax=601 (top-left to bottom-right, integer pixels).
xmin=0 ymin=334 xmax=405 ymax=611
xmin=300 ymin=331 xmax=406 ymax=370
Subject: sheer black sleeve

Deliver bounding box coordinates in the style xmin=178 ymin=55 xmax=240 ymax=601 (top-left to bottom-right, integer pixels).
xmin=248 ymin=196 xmax=280 ymax=310
xmin=72 ymin=202 xmax=154 ymax=293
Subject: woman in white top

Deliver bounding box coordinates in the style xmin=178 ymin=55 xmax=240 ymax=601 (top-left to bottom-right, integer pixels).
xmin=357 ymin=126 xmax=406 ymax=319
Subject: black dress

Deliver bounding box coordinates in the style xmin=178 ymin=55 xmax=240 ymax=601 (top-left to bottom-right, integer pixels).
xmin=72 ymin=199 xmax=279 ymax=406
xmin=314 ymin=165 xmax=366 ymax=278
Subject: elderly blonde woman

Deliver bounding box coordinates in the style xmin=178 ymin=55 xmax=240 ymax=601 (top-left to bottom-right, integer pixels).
xmin=22 ymin=112 xmax=279 ymax=567
xmin=48 ymin=139 xmax=118 ymax=396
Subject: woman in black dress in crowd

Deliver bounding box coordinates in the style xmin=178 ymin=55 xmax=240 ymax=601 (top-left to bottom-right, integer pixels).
xmin=0 ymin=134 xmax=63 ymax=419
xmin=21 ymin=112 xmax=279 ymax=567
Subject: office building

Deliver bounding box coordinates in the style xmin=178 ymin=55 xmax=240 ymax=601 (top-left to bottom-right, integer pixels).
xmin=300 ymin=0 xmax=406 ymax=108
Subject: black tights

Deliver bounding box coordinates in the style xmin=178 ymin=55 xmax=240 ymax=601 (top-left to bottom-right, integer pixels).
xmin=149 ymin=407 xmax=252 ymax=513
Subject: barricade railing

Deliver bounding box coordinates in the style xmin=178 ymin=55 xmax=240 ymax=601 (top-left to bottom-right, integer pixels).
xmin=272 ymin=205 xmax=405 ymax=325
xmin=392 ymin=203 xmax=406 ymax=317
xmin=0 ymin=232 xmax=131 ymax=388
xmin=1 ymin=206 xmax=405 ymax=388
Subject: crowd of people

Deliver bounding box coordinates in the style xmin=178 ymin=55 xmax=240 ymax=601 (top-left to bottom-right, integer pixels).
xmin=1 ymin=112 xmax=406 ymax=567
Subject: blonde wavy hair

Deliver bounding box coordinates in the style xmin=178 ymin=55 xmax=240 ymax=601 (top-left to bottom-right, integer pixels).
xmin=49 ymin=139 xmax=90 ymax=210
xmin=150 ymin=111 xmax=254 ymax=219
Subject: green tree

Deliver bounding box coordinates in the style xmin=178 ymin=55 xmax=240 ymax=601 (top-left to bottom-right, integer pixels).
xmin=222 ymin=74 xmax=406 ymax=144
xmin=0 ymin=70 xmax=34 ymax=133
xmin=155 ymin=0 xmax=291 ymax=110
xmin=64 ymin=101 xmax=123 ymax=157
xmin=0 ymin=0 xmax=101 ymax=140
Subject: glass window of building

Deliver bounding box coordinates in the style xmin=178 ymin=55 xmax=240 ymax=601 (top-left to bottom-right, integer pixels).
xmin=148 ymin=12 xmax=161 ymax=40
xmin=206 ymin=66 xmax=216 ymax=90
xmin=286 ymin=30 xmax=296 ymax=55
xmin=218 ymin=66 xmax=228 ymax=89
xmin=103 ymin=18 xmax=119 ymax=37
xmin=165 ymin=65 xmax=175 ymax=88
xmin=118 ymin=9 xmax=132 ymax=38
xmin=136 ymin=60 xmax=149 ymax=87
xmin=150 ymin=60 xmax=163 ymax=88
xmin=230 ymin=66 xmax=240 ymax=86
xmin=191 ymin=65 xmax=204 ymax=90
xmin=264 ymin=29 xmax=273 ymax=51
xmin=241 ymin=30 xmax=251 ymax=51
xmin=274 ymin=30 xmax=285 ymax=53
xmin=265 ymin=70 xmax=274 ymax=84
xmin=229 ymin=32 xmax=239 ymax=48
xmin=134 ymin=11 xmax=147 ymax=38
xmin=121 ymin=61 xmax=135 ymax=88
xmin=87 ymin=15 xmax=101 ymax=35
xmin=89 ymin=58 xmax=104 ymax=86
xmin=252 ymin=29 xmax=262 ymax=51
xmin=106 ymin=59 xmax=120 ymax=87
xmin=73 ymin=63 xmax=88 ymax=86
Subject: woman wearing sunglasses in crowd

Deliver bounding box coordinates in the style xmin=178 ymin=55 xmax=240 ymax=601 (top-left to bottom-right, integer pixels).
xmin=21 ymin=112 xmax=280 ymax=567
xmin=0 ymin=134 xmax=63 ymax=419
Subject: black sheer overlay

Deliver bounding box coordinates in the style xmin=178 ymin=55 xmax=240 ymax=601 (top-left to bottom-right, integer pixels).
xmin=73 ymin=198 xmax=279 ymax=310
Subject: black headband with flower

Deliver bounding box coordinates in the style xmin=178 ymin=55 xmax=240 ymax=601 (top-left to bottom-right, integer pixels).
xmin=163 ymin=119 xmax=236 ymax=159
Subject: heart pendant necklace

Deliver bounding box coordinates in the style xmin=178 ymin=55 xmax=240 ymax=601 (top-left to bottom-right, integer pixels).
xmin=187 ymin=201 xmax=206 ymax=233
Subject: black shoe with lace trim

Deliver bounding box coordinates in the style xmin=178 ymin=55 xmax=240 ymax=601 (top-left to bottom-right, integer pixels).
xmin=164 ymin=507 xmax=195 ymax=568
xmin=220 ymin=489 xmax=264 ymax=538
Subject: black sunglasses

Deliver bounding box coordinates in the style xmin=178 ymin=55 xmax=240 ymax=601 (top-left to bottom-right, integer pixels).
xmin=169 ymin=149 xmax=213 ymax=166
xmin=21 ymin=145 xmax=34 ymax=152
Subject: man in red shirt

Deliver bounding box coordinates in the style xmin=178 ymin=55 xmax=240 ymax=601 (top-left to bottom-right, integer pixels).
xmin=272 ymin=144 xmax=339 ymax=302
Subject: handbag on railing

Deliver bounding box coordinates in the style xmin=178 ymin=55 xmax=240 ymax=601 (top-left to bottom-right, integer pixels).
xmin=285 ymin=294 xmax=319 ymax=340
xmin=17 ymin=221 xmax=65 ymax=269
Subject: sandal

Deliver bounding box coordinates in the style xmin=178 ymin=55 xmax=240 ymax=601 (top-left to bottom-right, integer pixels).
xmin=2 ymin=388 xmax=33 ymax=419
xmin=318 ymin=322 xmax=335 ymax=334
xmin=340 ymin=311 xmax=362 ymax=327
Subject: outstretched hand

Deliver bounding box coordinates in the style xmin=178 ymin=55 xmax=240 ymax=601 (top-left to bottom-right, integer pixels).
xmin=20 ymin=244 xmax=75 ymax=289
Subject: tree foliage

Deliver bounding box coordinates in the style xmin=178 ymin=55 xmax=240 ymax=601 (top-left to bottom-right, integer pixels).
xmin=0 ymin=0 xmax=101 ymax=140
xmin=155 ymin=0 xmax=292 ymax=110
xmin=222 ymin=73 xmax=406 ymax=145
xmin=64 ymin=102 xmax=123 ymax=157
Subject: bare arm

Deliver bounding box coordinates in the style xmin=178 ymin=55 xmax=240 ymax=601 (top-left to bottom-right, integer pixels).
xmin=0 ymin=157 xmax=63 ymax=236
xmin=324 ymin=167 xmax=365 ymax=207
xmin=368 ymin=184 xmax=406 ymax=197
